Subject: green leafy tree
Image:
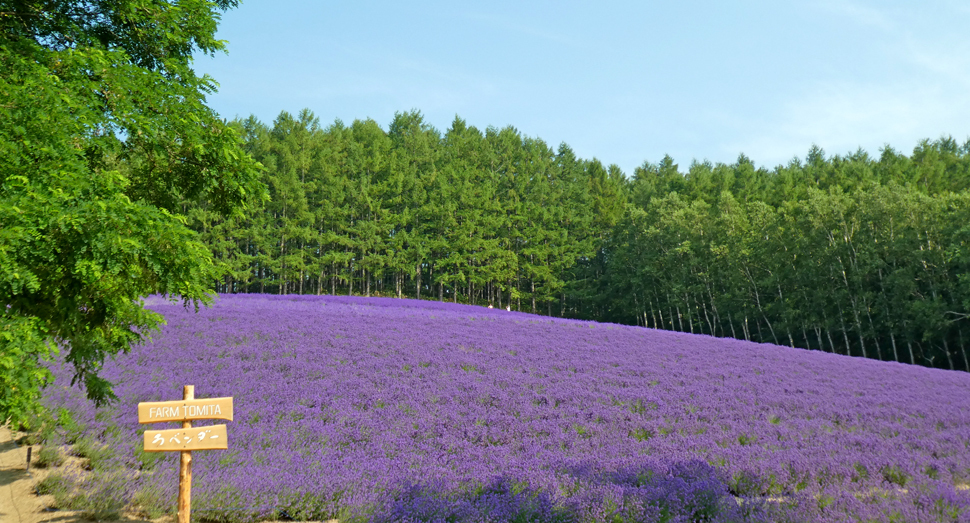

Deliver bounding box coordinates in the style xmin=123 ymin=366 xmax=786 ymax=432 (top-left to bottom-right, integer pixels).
xmin=386 ymin=110 xmax=440 ymax=299
xmin=0 ymin=0 xmax=263 ymax=426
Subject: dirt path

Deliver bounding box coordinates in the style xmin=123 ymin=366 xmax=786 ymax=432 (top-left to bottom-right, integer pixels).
xmin=0 ymin=424 xmax=47 ymax=523
xmin=0 ymin=425 xmax=151 ymax=523
xmin=1 ymin=425 xmax=47 ymax=523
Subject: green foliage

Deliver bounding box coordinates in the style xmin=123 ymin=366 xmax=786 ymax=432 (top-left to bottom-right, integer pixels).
xmin=70 ymin=469 xmax=134 ymax=520
xmin=628 ymin=427 xmax=654 ymax=442
xmin=599 ymin=143 xmax=970 ymax=372
xmin=0 ymin=314 xmax=53 ymax=429
xmin=35 ymin=470 xmax=71 ymax=503
xmin=737 ymin=434 xmax=757 ymax=446
xmin=0 ymin=0 xmax=264 ymax=426
xmin=72 ymin=435 xmax=112 ymax=470
xmin=729 ymin=469 xmax=767 ymax=497
xmin=20 ymin=409 xmax=58 ymax=445
xmin=34 ymin=445 xmax=65 ymax=468
xmin=881 ymin=465 xmax=909 ymax=487
xmin=54 ymin=407 xmax=86 ymax=444
xmin=136 ymin=446 xmax=165 ymax=471
xmin=132 ymin=485 xmax=171 ymax=520
xmin=193 ymin=110 xmax=617 ymax=318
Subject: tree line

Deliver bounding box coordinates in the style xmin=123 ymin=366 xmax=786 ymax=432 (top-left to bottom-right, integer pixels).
xmin=187 ymin=109 xmax=970 ymax=372
xmin=188 ymin=109 xmax=626 ymax=314
xmin=600 ymin=151 xmax=970 ymax=371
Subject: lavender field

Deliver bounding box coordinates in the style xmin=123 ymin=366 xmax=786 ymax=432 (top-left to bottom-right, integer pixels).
xmin=41 ymin=295 xmax=970 ymax=522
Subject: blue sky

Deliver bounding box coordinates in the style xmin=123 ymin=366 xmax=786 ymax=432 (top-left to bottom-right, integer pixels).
xmin=196 ymin=0 xmax=970 ymax=175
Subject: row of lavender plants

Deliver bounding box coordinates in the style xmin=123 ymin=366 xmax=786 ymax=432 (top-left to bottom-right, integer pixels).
xmin=38 ymin=294 xmax=970 ymax=522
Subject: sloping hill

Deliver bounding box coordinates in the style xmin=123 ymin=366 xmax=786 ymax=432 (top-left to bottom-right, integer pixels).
xmin=38 ymin=295 xmax=970 ymax=522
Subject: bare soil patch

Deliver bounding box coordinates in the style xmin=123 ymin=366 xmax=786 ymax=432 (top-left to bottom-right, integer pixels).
xmin=0 ymin=425 xmax=158 ymax=523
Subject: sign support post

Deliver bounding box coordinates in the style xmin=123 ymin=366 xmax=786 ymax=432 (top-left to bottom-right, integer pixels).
xmin=179 ymin=385 xmax=193 ymax=523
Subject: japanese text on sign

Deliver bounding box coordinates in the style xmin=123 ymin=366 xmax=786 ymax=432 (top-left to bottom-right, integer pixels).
xmin=143 ymin=424 xmax=229 ymax=452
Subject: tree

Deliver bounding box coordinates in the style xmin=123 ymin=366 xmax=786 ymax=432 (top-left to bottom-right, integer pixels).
xmin=386 ymin=110 xmax=440 ymax=300
xmin=0 ymin=0 xmax=263 ymax=426
xmin=265 ymin=110 xmax=318 ymax=294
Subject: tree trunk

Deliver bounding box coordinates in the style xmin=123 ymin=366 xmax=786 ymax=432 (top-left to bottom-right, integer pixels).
xmin=863 ymin=298 xmax=882 ymax=360
xmin=684 ymin=294 xmax=695 ymax=333
xmin=943 ymin=338 xmax=955 ymax=370
xmin=849 ymin=296 xmax=868 ymax=358
xmin=531 ymin=281 xmax=536 ymax=313
xmin=279 ymin=232 xmax=286 ymax=295
xmin=415 ymin=264 xmax=422 ymax=300
xmin=348 ymin=263 xmax=354 ymax=296
xmin=705 ymin=286 xmax=721 ymax=337
xmin=299 ymin=240 xmax=305 ymax=294
xmin=698 ymin=295 xmax=712 ymax=336
xmin=742 ymin=265 xmax=777 ymax=344
xmin=838 ymin=304 xmax=852 ymax=356
xmin=959 ymin=328 xmax=970 ymax=372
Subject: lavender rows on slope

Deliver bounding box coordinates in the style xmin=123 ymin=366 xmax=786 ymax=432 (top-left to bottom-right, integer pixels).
xmin=43 ymin=294 xmax=970 ymax=522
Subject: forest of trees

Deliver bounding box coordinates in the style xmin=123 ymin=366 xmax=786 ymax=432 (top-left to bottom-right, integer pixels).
xmin=186 ymin=108 xmax=970 ymax=373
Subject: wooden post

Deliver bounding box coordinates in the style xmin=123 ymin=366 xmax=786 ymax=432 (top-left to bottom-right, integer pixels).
xmin=178 ymin=385 xmax=194 ymax=523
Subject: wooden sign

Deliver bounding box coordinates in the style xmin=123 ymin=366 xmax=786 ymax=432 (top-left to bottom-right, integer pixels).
xmin=137 ymin=397 xmax=233 ymax=424
xmin=143 ymin=424 xmax=228 ymax=452
xmin=139 ymin=386 xmax=233 ymax=523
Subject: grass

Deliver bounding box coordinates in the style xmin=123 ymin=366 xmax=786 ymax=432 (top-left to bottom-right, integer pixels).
xmin=32 ymin=445 xmax=65 ymax=468
xmin=71 ymin=436 xmax=112 ymax=471
xmin=26 ymin=417 xmax=136 ymax=521
xmin=35 ymin=470 xmax=72 ymax=506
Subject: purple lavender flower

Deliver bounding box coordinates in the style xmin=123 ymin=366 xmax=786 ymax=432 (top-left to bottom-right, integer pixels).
xmin=42 ymin=294 xmax=970 ymax=522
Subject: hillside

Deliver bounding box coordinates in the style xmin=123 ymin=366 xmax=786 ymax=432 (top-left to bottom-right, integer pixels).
xmin=193 ymin=110 xmax=970 ymax=374
xmin=35 ymin=295 xmax=970 ymax=522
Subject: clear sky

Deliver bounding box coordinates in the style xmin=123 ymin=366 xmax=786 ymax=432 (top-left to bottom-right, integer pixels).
xmin=196 ymin=0 xmax=970 ymax=175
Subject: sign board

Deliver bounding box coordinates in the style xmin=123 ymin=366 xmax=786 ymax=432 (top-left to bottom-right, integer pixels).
xmin=138 ymin=397 xmax=233 ymax=424
xmin=143 ymin=424 xmax=229 ymax=452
